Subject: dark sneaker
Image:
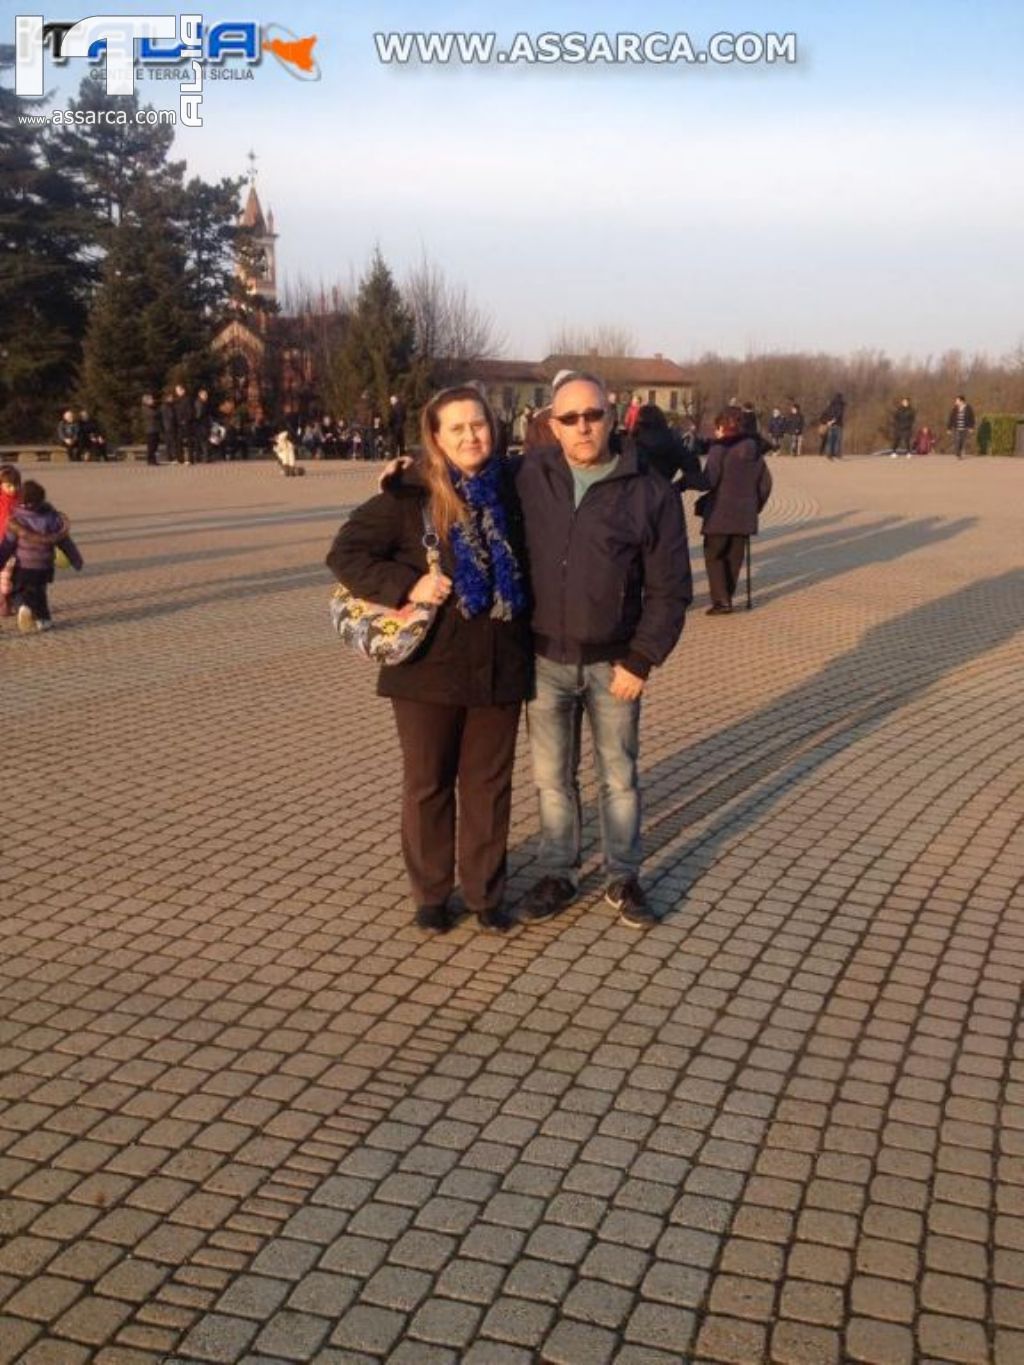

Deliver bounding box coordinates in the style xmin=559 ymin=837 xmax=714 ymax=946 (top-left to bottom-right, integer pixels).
xmin=520 ymin=876 xmax=577 ymax=921
xmin=414 ymin=903 xmax=454 ymax=932
xmin=605 ymin=878 xmax=659 ymax=928
xmin=705 ymin=604 xmax=733 ymax=616
xmin=476 ymin=905 xmax=514 ymax=934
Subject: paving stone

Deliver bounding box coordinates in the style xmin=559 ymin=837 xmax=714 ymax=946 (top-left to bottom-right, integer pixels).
xmin=177 ymin=1312 xmax=260 ymax=1362
xmin=480 ymin=1297 xmax=555 ymax=1347
xmin=542 ymin=1318 xmax=617 ymax=1365
xmin=254 ymin=1309 xmax=332 ymax=1360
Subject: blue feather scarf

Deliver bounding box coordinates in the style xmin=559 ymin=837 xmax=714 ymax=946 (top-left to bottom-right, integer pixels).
xmin=449 ymin=460 xmax=528 ymax=621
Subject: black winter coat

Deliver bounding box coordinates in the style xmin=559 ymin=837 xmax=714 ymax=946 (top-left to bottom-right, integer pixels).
xmin=698 ymin=435 xmax=773 ymax=536
xmin=632 ymin=425 xmax=708 ymax=492
xmin=326 ymin=464 xmax=533 ymax=707
xmin=173 ymin=394 xmax=194 ymax=433
xmin=515 ymin=445 xmax=691 ymax=679
xmin=893 ymin=404 xmax=915 ymax=441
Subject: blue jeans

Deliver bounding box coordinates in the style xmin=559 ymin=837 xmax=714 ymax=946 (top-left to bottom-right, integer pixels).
xmin=527 ymin=656 xmax=642 ymax=886
xmin=824 ymin=423 xmax=843 ymax=458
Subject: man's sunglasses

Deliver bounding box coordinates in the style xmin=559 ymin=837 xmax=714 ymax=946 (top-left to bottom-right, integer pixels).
xmin=552 ymin=408 xmax=607 ymax=427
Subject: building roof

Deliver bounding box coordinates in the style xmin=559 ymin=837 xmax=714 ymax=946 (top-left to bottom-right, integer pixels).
xmin=472 ymin=359 xmax=549 ymax=384
xmin=542 ymin=354 xmax=693 ymax=385
xmin=470 ymin=354 xmax=693 ymax=388
xmin=240 ymin=185 xmax=268 ymax=233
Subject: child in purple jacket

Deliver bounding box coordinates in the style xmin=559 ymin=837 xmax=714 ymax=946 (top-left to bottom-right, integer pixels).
xmin=0 ymin=479 xmax=83 ymax=632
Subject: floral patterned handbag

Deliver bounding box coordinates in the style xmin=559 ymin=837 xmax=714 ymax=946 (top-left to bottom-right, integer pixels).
xmin=329 ymin=504 xmax=442 ymax=665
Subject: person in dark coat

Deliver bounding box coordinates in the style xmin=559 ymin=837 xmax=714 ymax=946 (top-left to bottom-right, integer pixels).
xmin=327 ymin=386 xmax=532 ymax=936
xmin=740 ymin=402 xmax=759 ymax=436
xmin=172 ymin=384 xmax=194 ymax=464
xmin=193 ymin=388 xmax=212 ymax=463
xmin=142 ymin=394 xmax=161 ymax=464
xmin=947 ymin=395 xmax=976 ymax=459
xmin=77 ymin=410 xmax=108 ymax=461
xmin=785 ymin=402 xmax=805 ymax=456
xmin=57 ymin=409 xmax=81 ymax=462
xmin=387 ymin=395 xmax=407 ymax=457
xmin=631 ymin=403 xmax=707 ymax=491
xmin=516 ymin=373 xmax=691 ymax=930
xmin=697 ymin=405 xmax=773 ymax=615
xmin=891 ymin=397 xmax=915 ymax=457
xmin=767 ymin=407 xmax=786 ymax=449
xmin=161 ymin=392 xmax=179 ymax=463
xmin=819 ymin=393 xmax=845 ymax=458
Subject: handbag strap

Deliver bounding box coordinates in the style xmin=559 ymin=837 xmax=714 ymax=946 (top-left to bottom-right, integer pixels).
xmin=420 ymin=502 xmax=442 ymax=575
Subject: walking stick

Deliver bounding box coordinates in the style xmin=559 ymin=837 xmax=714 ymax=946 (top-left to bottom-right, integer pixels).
xmin=745 ymin=536 xmax=753 ymax=610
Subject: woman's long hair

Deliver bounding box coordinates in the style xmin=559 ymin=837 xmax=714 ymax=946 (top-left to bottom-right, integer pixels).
xmin=419 ymin=386 xmax=498 ymax=541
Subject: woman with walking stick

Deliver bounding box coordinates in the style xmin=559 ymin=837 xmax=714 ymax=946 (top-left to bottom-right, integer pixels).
xmin=696 ymin=406 xmax=772 ymax=616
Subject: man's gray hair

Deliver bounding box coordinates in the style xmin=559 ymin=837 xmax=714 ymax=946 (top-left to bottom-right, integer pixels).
xmin=551 ymin=370 xmax=607 ymax=399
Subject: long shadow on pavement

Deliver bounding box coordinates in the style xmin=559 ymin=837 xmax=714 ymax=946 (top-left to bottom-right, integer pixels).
xmin=510 ymin=571 xmax=1023 ymax=907
xmin=641 ymin=569 xmax=1024 ymax=900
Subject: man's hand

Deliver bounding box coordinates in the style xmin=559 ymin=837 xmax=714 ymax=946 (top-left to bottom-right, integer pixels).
xmin=609 ymin=665 xmax=645 ymax=701
xmin=378 ymin=455 xmax=413 ymax=490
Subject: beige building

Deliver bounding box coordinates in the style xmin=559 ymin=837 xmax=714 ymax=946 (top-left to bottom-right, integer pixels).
xmin=474 ymin=353 xmax=695 ymax=418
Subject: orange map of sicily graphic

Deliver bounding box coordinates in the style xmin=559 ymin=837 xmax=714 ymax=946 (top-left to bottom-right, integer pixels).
xmin=262 ymin=34 xmax=318 ymax=73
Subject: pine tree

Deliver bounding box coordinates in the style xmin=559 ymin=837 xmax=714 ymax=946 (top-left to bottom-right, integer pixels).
xmin=80 ymin=183 xmax=198 ymax=442
xmin=0 ymin=45 xmax=86 ymax=436
xmin=331 ymin=250 xmax=415 ymax=417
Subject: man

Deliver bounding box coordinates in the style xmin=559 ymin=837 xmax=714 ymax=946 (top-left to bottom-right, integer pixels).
xmin=891 ymin=397 xmax=915 ymax=458
xmin=947 ymin=394 xmax=975 ymax=459
xmin=819 ymin=392 xmax=845 ymax=459
xmin=785 ymin=401 xmax=805 ymax=456
xmin=517 ymin=372 xmax=692 ymax=928
xmin=388 ymin=394 xmax=407 ymax=457
xmin=193 ymin=388 xmax=212 ymax=463
xmin=141 ymin=394 xmax=161 ymax=464
xmin=160 ymin=391 xmax=179 ymax=463
xmin=77 ymin=409 xmax=108 ymax=461
xmin=172 ymin=383 xmax=194 ymax=465
xmin=57 ymin=408 xmax=80 ymax=462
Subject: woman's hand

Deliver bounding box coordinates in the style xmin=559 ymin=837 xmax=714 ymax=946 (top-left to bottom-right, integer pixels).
xmin=408 ymin=573 xmax=453 ymax=606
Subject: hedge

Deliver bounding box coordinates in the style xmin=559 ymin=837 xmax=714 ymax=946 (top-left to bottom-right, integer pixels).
xmin=976 ymin=414 xmax=1022 ymax=456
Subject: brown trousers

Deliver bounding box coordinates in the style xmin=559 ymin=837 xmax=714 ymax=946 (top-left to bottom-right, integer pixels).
xmin=703 ymin=533 xmax=747 ymax=607
xmin=391 ymin=699 xmax=521 ymax=911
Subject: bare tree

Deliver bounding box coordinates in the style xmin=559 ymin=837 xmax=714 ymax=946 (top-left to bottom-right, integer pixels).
xmin=404 ymin=255 xmax=504 ymax=378
xmin=547 ymin=324 xmax=637 ymax=358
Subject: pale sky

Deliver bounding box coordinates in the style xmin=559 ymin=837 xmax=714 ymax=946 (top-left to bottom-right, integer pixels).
xmin=17 ymin=1 xmax=1024 ymax=361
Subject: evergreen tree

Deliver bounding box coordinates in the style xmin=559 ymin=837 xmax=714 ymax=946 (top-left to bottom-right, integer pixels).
xmin=80 ymin=182 xmax=198 ymax=442
xmin=0 ymin=46 xmax=85 ymax=436
xmin=44 ymin=78 xmax=179 ymax=235
xmin=331 ymin=250 xmax=415 ymax=417
xmin=181 ymin=174 xmax=248 ymax=325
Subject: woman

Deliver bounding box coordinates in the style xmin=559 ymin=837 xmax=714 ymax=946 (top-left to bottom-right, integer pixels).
xmin=697 ymin=405 xmax=772 ymax=615
xmin=631 ymin=403 xmax=706 ymax=491
xmin=327 ymin=387 xmax=532 ymax=934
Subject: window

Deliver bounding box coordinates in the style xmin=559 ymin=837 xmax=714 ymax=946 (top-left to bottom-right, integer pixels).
xmin=648 ymin=390 xmax=656 ymax=404
xmin=534 ymin=387 xmax=545 ymax=408
xmin=670 ymin=390 xmax=679 ymax=411
xmin=503 ymin=386 xmax=515 ymax=412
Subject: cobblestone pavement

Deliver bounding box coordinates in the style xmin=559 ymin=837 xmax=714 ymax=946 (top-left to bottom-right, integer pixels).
xmin=1 ymin=455 xmax=1022 ymax=1365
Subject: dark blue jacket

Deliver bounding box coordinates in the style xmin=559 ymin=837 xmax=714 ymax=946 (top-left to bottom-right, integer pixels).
xmin=515 ymin=445 xmax=691 ymax=679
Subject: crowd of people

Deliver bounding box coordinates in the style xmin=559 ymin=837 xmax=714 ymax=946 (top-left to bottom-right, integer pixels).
xmin=327 ymin=372 xmax=774 ymax=937
xmin=136 ymin=389 xmax=409 ymax=467
xmin=54 ymin=384 xmax=980 ymax=469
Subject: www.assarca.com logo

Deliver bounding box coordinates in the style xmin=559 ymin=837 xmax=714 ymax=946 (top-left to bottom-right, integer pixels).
xmin=14 ymin=14 xmax=320 ymax=127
